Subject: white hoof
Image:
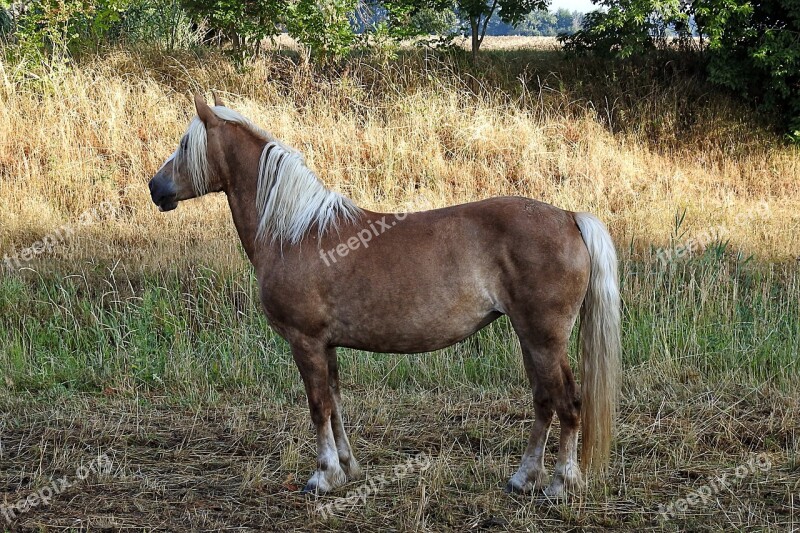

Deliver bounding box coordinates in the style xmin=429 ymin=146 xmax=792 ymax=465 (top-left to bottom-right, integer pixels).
xmin=341 ymin=456 xmax=362 ymax=480
xmin=506 ymin=468 xmax=548 ymax=494
xmin=544 ymin=466 xmax=584 ymax=498
xmin=303 ymin=464 xmax=347 ymax=494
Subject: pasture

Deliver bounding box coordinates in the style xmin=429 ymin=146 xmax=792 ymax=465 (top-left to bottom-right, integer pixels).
xmin=1 ymin=38 xmax=799 ymax=530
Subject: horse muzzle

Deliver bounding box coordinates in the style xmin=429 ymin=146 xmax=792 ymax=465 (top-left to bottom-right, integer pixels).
xmin=148 ymin=175 xmax=178 ymax=212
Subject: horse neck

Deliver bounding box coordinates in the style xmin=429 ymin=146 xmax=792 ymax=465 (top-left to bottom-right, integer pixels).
xmin=221 ymin=131 xmax=270 ymax=264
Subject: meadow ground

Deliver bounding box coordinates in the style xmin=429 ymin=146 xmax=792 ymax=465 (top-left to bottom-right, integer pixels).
xmin=1 ymin=36 xmax=799 ymax=531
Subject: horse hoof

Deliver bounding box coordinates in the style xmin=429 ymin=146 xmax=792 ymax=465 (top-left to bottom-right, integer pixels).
xmin=544 ymin=482 xmax=564 ymax=499
xmin=505 ymin=478 xmax=534 ymax=494
xmin=342 ymin=458 xmax=362 ymax=480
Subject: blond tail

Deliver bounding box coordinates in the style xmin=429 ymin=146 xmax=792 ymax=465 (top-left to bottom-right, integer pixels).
xmin=574 ymin=212 xmax=621 ymax=473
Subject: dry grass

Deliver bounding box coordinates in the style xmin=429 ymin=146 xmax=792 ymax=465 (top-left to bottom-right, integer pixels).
xmin=1 ymin=372 xmax=797 ymax=531
xmin=0 ymin=44 xmax=797 ymax=274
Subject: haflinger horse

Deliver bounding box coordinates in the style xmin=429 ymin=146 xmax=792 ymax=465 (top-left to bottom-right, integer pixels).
xmin=149 ymin=93 xmax=621 ymax=497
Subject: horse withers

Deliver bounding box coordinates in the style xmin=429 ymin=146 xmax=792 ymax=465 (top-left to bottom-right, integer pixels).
xmin=148 ymin=93 xmax=621 ymax=497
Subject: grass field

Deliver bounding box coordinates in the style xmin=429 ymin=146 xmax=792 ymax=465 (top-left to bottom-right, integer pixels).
xmin=1 ymin=38 xmax=799 ymax=530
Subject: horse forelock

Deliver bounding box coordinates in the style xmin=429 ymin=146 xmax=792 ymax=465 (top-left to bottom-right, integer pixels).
xmin=178 ymin=117 xmax=209 ymax=196
xmin=176 ymin=106 xmax=278 ymax=197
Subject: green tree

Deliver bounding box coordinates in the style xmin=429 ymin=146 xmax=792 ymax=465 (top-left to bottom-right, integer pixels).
xmin=9 ymin=0 xmax=130 ymax=62
xmin=554 ymin=7 xmax=577 ymax=33
xmin=458 ymin=0 xmax=547 ymax=60
xmin=120 ymin=0 xmax=198 ymax=49
xmin=519 ymin=8 xmax=556 ymax=35
xmin=379 ymin=0 xmax=547 ymax=60
xmin=562 ymin=0 xmax=690 ymax=58
xmin=179 ymin=0 xmax=285 ymax=53
xmin=697 ymin=0 xmax=800 ymax=137
xmin=411 ymin=5 xmax=459 ymax=34
xmin=284 ymin=0 xmax=358 ymax=63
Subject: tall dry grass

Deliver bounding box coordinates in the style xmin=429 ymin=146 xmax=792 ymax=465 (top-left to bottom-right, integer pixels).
xmin=0 ymin=44 xmax=797 ymax=275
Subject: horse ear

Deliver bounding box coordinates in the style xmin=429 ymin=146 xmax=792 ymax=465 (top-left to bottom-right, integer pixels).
xmin=194 ymin=92 xmax=218 ymax=125
xmin=212 ymin=90 xmax=224 ymax=107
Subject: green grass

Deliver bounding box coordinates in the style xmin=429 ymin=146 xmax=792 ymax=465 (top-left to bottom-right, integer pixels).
xmin=2 ymin=250 xmax=797 ymax=400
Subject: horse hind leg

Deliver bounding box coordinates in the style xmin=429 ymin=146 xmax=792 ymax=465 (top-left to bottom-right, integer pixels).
xmin=506 ymin=346 xmax=554 ymax=493
xmin=326 ymin=348 xmax=361 ymax=480
xmin=509 ymin=333 xmax=584 ymax=497
xmin=544 ymin=359 xmax=585 ymax=498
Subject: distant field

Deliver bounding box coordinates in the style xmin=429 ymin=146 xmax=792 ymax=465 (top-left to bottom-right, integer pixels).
xmin=468 ymin=35 xmax=562 ymax=50
xmin=267 ymin=34 xmax=563 ymax=52
xmin=1 ymin=43 xmax=798 ymax=530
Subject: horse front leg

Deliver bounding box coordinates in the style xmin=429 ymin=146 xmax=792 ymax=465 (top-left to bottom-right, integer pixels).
xmin=291 ymin=340 xmax=348 ymax=493
xmin=327 ymin=347 xmax=361 ymax=480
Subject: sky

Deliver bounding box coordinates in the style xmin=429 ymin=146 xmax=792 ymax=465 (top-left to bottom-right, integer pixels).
xmin=548 ymin=0 xmax=598 ymax=13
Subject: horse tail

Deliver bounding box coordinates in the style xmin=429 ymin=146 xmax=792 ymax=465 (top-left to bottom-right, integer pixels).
xmin=574 ymin=212 xmax=621 ymax=473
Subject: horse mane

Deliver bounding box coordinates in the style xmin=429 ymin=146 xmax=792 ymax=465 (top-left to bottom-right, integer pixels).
xmin=177 ymin=105 xmax=361 ymax=244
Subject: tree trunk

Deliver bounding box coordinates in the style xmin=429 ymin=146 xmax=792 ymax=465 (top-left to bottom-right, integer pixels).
xmin=470 ymin=15 xmax=480 ymax=63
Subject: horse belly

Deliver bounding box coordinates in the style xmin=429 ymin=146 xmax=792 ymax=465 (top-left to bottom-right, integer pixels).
xmin=333 ymin=292 xmax=501 ymax=354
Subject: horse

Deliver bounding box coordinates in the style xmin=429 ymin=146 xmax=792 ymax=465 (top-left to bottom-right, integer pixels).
xmin=148 ymin=93 xmax=621 ymax=497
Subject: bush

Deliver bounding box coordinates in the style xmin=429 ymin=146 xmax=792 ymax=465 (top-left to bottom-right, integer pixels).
xmin=561 ymin=0 xmax=800 ymax=139
xmin=118 ymin=0 xmax=199 ymax=49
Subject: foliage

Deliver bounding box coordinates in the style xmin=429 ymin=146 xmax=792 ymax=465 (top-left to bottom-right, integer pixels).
xmin=2 ymin=0 xmax=199 ymax=59
xmin=561 ymin=0 xmax=691 ymax=58
xmin=378 ymin=0 xmax=548 ymax=58
xmin=699 ymin=0 xmax=800 ymax=138
xmin=179 ymin=0 xmax=285 ymax=51
xmin=561 ymin=0 xmax=800 ymax=136
xmin=371 ymin=0 xmax=456 ymax=40
xmin=284 ymin=0 xmax=358 ymax=63
xmin=410 ymin=5 xmax=459 ymax=34
xmin=457 ymin=0 xmax=546 ymax=57
xmin=7 ymin=0 xmax=130 ymax=62
xmin=0 ymin=5 xmax=12 ymax=38
xmin=118 ymin=0 xmax=199 ymax=49
xmin=515 ymin=7 xmax=581 ymax=35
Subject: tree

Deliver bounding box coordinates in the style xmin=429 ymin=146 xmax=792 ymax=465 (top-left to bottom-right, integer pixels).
xmin=561 ymin=0 xmax=690 ymax=58
xmin=458 ymin=0 xmax=547 ymax=60
xmin=519 ymin=8 xmax=556 ymax=35
xmin=284 ymin=0 xmax=358 ymax=63
xmin=8 ymin=0 xmax=131 ymax=62
xmin=379 ymin=0 xmax=547 ymax=60
xmin=554 ymin=7 xmax=577 ymax=33
xmin=180 ymin=0 xmax=285 ymax=53
xmin=699 ymin=0 xmax=800 ymax=139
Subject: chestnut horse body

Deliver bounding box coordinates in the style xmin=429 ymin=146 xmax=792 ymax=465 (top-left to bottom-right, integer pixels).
xmin=149 ymin=94 xmax=621 ymax=497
